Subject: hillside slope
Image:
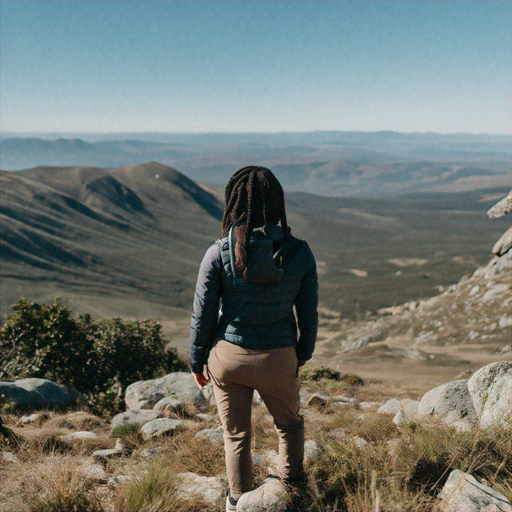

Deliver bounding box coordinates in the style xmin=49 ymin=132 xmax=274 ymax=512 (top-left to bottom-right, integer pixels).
xmin=1 ymin=162 xmax=222 ymax=319
xmin=314 ymin=198 xmax=511 ymax=388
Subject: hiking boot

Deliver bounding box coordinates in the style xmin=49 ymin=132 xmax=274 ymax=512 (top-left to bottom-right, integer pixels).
xmin=225 ymin=493 xmax=238 ymax=512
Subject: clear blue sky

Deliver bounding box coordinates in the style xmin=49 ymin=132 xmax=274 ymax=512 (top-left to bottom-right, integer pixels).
xmin=1 ymin=0 xmax=510 ymax=134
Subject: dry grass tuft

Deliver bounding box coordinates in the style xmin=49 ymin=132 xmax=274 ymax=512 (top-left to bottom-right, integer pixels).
xmin=19 ymin=456 xmax=103 ymax=512
xmin=114 ymin=460 xmax=217 ymax=512
xmin=45 ymin=412 xmax=106 ymax=431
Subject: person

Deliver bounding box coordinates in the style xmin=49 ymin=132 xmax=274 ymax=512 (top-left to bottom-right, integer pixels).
xmin=190 ymin=166 xmax=318 ymax=511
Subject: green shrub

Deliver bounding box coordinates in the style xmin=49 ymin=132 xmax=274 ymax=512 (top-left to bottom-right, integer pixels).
xmin=0 ymin=298 xmax=187 ymax=413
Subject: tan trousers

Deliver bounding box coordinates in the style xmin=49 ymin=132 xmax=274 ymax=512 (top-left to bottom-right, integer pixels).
xmin=207 ymin=340 xmax=304 ymax=499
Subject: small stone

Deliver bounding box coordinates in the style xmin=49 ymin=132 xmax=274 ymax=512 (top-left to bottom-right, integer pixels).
xmin=393 ymin=409 xmax=407 ymax=425
xmin=140 ymin=418 xmax=183 ymax=440
xmin=140 ymin=447 xmax=163 ymax=458
xmin=174 ymin=472 xmax=227 ymax=505
xmin=19 ymin=412 xmax=47 ymax=425
xmin=196 ymin=413 xmax=217 ymax=422
xmin=2 ymin=451 xmax=19 ymax=463
xmin=61 ymin=431 xmax=98 ymax=443
xmin=304 ymin=440 xmax=323 ymax=464
xmin=359 ymin=401 xmax=381 ymax=410
xmin=469 ymin=285 xmax=480 ymax=296
xmin=79 ymin=463 xmax=107 ymax=482
xmin=107 ymin=475 xmax=133 ymax=488
xmin=194 ymin=427 xmax=224 ymax=445
xmin=306 ymin=393 xmax=329 ymax=407
xmin=93 ymin=439 xmax=130 ymax=461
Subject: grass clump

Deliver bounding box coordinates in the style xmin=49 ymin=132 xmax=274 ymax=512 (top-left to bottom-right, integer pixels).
xmin=22 ymin=458 xmax=103 ymax=512
xmin=115 ymin=460 xmax=217 ymax=512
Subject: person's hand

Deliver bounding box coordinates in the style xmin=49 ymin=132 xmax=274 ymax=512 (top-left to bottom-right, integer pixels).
xmin=193 ymin=372 xmax=209 ymax=389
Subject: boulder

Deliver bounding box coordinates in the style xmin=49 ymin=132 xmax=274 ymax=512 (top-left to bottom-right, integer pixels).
xmin=468 ymin=361 xmax=511 ymax=429
xmin=418 ymin=380 xmax=477 ymax=428
xmin=125 ymin=372 xmax=209 ymax=411
xmin=236 ymin=477 xmax=290 ymax=512
xmin=487 ymin=192 xmax=512 ymax=219
xmin=438 ymin=470 xmax=512 ymax=512
xmin=0 ymin=378 xmax=79 ymax=408
xmin=111 ymin=410 xmax=160 ymax=431
xmin=194 ymin=427 xmax=224 ymax=446
xmin=174 ymin=472 xmax=227 ymax=505
xmin=140 ymin=418 xmax=183 ymax=440
xmin=392 ymin=400 xmax=419 ymax=425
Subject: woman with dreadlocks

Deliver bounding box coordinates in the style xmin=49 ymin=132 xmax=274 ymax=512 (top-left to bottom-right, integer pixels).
xmin=190 ymin=166 xmax=318 ymax=511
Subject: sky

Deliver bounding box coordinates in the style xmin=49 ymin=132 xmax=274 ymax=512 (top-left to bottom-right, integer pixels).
xmin=1 ymin=0 xmax=511 ymax=135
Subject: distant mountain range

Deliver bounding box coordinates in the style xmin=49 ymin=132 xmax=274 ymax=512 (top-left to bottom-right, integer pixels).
xmin=1 ymin=162 xmax=508 ymax=325
xmin=1 ymin=132 xmax=510 ymax=197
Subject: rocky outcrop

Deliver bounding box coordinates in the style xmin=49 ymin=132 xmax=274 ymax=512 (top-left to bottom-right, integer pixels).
xmin=0 ymin=378 xmax=79 ymax=408
xmin=468 ymin=361 xmax=511 ymax=429
xmin=438 ymin=470 xmax=512 ymax=512
xmin=487 ymin=191 xmax=512 ymax=219
xmin=125 ymin=372 xmax=209 ymax=411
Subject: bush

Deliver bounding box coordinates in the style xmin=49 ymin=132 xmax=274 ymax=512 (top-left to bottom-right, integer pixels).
xmin=0 ymin=298 xmax=187 ymax=413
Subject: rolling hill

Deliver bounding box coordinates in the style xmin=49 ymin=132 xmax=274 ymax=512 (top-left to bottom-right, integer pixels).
xmin=1 ymin=163 xmax=508 ymax=335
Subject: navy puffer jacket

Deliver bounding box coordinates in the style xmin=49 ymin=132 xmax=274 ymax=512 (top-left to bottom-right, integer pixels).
xmin=190 ymin=224 xmax=318 ymax=374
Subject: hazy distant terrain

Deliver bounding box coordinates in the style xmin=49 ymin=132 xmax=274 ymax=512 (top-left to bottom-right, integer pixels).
xmin=1 ymin=132 xmax=510 ymax=197
xmin=1 ymin=162 xmax=507 ymax=326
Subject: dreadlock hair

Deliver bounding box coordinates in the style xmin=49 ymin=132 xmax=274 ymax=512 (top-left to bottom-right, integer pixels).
xmin=221 ymin=166 xmax=290 ymax=279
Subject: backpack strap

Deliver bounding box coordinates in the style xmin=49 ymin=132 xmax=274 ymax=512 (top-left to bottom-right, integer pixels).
xmin=273 ymin=235 xmax=303 ymax=268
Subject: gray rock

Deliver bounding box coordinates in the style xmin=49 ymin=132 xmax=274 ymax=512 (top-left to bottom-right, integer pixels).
xmin=19 ymin=412 xmax=47 ymax=425
xmin=140 ymin=418 xmax=183 ymax=440
xmin=236 ymin=477 xmax=290 ymax=512
xmin=107 ymin=475 xmax=133 ymax=488
xmin=125 ymin=372 xmax=208 ymax=411
xmin=0 ymin=378 xmax=79 ymax=408
xmin=487 ymin=192 xmax=512 ymax=219
xmin=61 ymin=431 xmax=98 ymax=443
xmin=492 ymin=227 xmax=512 ymax=256
xmin=194 ymin=427 xmax=224 ymax=445
xmin=111 ymin=410 xmax=160 ymax=431
xmin=378 ymin=398 xmax=419 ymax=416
xmin=2 ymin=451 xmax=19 ymax=463
xmin=140 ymin=447 xmax=163 ymax=458
xmin=153 ymin=397 xmax=183 ymax=413
xmin=468 ymin=361 xmax=511 ymax=429
xmin=329 ymin=428 xmax=368 ymax=447
xmin=438 ymin=470 xmax=512 ymax=512
xmin=79 ymin=463 xmax=107 ymax=482
xmin=359 ymin=401 xmax=381 ymax=410
xmin=304 ymin=440 xmax=323 ymax=463
xmin=174 ymin=472 xmax=227 ymax=505
xmin=196 ymin=413 xmax=217 ymax=422
xmin=393 ymin=409 xmax=407 ymax=425
xmin=306 ymin=393 xmax=329 ymax=407
xmin=93 ymin=439 xmax=130 ymax=461
xmin=418 ymin=380 xmax=477 ymax=427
